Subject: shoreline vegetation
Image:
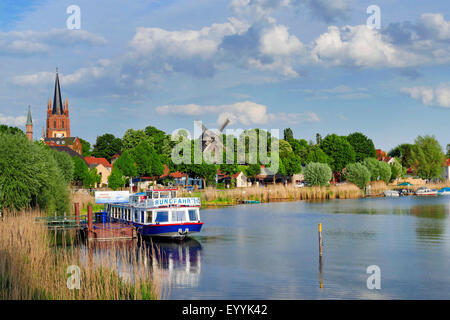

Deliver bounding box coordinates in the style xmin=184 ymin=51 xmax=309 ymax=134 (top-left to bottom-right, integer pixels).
xmin=0 ymin=210 xmax=161 ymax=300
xmin=181 ymin=181 xmax=450 ymax=207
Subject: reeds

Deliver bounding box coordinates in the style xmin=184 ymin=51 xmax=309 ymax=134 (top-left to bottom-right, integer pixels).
xmin=0 ymin=210 xmax=162 ymax=300
xmin=186 ymin=183 xmax=363 ymax=206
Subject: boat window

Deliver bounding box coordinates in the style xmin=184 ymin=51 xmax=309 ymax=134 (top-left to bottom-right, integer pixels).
xmin=146 ymin=211 xmax=153 ymax=223
xmin=141 ymin=211 xmax=145 ymax=223
xmin=188 ymin=209 xmax=198 ymax=221
xmin=171 ymin=210 xmax=186 ymax=222
xmin=171 ymin=191 xmax=177 ymax=198
xmin=153 ymin=192 xmax=159 ymax=199
xmin=134 ymin=210 xmax=139 ymax=222
xmin=155 ymin=211 xmax=169 ymax=223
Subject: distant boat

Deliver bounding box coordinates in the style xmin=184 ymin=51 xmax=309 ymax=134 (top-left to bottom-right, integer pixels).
xmin=384 ymin=190 xmax=400 ymax=197
xmin=438 ymin=187 xmax=450 ymax=196
xmin=415 ymin=187 xmax=438 ymax=196
xmin=243 ymin=200 xmax=260 ymax=204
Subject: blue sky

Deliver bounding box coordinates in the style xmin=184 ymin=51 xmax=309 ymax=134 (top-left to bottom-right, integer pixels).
xmin=0 ymin=0 xmax=449 ymax=151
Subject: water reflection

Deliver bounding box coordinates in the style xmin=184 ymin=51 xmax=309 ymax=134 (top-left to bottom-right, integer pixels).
xmin=142 ymin=238 xmax=202 ymax=289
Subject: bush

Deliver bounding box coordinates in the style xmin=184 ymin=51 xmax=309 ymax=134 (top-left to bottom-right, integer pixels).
xmin=378 ymin=161 xmax=392 ymax=183
xmin=390 ymin=158 xmax=402 ymax=181
xmin=345 ymin=163 xmax=371 ymax=189
xmin=0 ymin=133 xmax=70 ymax=215
xmin=108 ymin=168 xmax=125 ymax=191
xmin=303 ymin=162 xmax=332 ymax=186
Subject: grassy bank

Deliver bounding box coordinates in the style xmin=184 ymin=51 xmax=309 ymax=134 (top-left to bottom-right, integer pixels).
xmin=0 ymin=211 xmax=161 ymax=300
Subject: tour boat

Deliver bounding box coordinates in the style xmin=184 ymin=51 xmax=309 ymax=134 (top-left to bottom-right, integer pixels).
xmin=384 ymin=190 xmax=400 ymax=197
xmin=106 ymin=189 xmax=203 ymax=239
xmin=415 ymin=187 xmax=438 ymax=196
xmin=438 ymin=187 xmax=450 ymax=196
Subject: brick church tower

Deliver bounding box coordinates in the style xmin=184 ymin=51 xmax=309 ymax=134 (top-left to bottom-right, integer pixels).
xmin=26 ymin=105 xmax=33 ymax=141
xmin=46 ymin=68 xmax=70 ymax=138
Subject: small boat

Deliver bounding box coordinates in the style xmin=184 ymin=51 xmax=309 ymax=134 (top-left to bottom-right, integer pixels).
xmin=106 ymin=189 xmax=203 ymax=240
xmin=415 ymin=187 xmax=438 ymax=196
xmin=438 ymin=187 xmax=450 ymax=196
xmin=243 ymin=200 xmax=260 ymax=204
xmin=384 ymin=190 xmax=400 ymax=197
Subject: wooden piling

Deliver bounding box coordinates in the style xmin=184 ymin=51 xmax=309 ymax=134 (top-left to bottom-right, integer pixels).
xmin=318 ymin=223 xmax=323 ymax=257
xmin=74 ymin=203 xmax=80 ymax=225
xmin=87 ymin=205 xmax=93 ymax=240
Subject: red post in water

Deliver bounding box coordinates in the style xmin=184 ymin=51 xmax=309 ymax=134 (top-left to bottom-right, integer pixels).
xmin=87 ymin=205 xmax=93 ymax=240
xmin=74 ymin=203 xmax=80 ymax=225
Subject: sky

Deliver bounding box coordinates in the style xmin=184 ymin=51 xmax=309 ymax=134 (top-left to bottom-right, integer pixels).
xmin=0 ymin=0 xmax=449 ymax=151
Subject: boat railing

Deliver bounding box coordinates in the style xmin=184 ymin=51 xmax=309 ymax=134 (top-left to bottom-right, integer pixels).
xmin=134 ymin=197 xmax=201 ymax=208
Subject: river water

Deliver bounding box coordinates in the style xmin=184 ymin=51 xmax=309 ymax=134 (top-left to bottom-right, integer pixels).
xmin=150 ymin=196 xmax=450 ymax=299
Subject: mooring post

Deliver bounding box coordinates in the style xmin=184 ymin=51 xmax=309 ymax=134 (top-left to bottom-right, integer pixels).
xmin=318 ymin=223 xmax=323 ymax=257
xmin=74 ymin=203 xmax=80 ymax=225
xmin=87 ymin=205 xmax=93 ymax=240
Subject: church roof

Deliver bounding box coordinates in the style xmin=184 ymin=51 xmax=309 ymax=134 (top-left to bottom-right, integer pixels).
xmin=52 ymin=68 xmax=63 ymax=115
xmin=26 ymin=105 xmax=32 ymax=125
xmin=49 ymin=146 xmax=86 ymax=163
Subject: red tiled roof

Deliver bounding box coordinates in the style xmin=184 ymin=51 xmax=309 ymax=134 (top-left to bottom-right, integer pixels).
xmin=159 ymin=164 xmax=187 ymax=178
xmin=446 ymin=159 xmax=450 ymax=166
xmin=84 ymin=156 xmax=112 ymax=168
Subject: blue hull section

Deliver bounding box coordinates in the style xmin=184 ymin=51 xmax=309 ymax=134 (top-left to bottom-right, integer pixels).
xmin=134 ymin=223 xmax=203 ymax=238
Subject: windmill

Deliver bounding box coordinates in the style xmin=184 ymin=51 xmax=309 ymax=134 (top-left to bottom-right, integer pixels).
xmin=195 ymin=118 xmax=230 ymax=163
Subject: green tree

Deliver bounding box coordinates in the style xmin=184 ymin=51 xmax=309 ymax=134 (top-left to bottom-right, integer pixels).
xmin=390 ymin=158 xmax=402 ymax=181
xmin=0 ymin=125 xmax=25 ymax=136
xmin=144 ymin=126 xmax=173 ymax=156
xmin=92 ymin=133 xmax=122 ymax=162
xmin=0 ymin=133 xmax=70 ymax=215
xmin=85 ymin=167 xmax=101 ymax=188
xmin=131 ymin=141 xmax=164 ymax=177
xmin=108 ymin=168 xmax=125 ymax=190
xmin=378 ymin=161 xmax=392 ymax=183
xmin=122 ymin=129 xmax=147 ymax=151
xmin=320 ymin=134 xmax=356 ymax=173
xmin=245 ymin=163 xmax=261 ymax=179
xmin=114 ymin=150 xmax=137 ymax=178
xmin=446 ymin=144 xmax=450 ymax=158
xmin=345 ymin=163 xmax=371 ymax=189
xmin=347 ymin=132 xmax=376 ymax=162
xmin=72 ymin=157 xmax=90 ymax=186
xmin=410 ymin=135 xmax=445 ymax=180
xmin=362 ymin=158 xmax=380 ymax=181
xmin=306 ymin=145 xmax=330 ymax=164
xmin=283 ymin=128 xmax=294 ymax=141
xmin=303 ymin=162 xmax=332 ymax=186
xmin=79 ymin=138 xmax=92 ymax=157
xmin=51 ymin=149 xmax=74 ymax=184
xmin=388 ymin=144 xmax=414 ymax=168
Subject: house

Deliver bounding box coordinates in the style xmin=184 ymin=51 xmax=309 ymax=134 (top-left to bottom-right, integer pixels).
xmin=253 ymin=165 xmax=289 ymax=185
xmin=217 ymin=169 xmax=250 ymax=188
xmin=84 ymin=156 xmax=112 ymax=187
xmin=443 ymin=159 xmax=450 ymax=181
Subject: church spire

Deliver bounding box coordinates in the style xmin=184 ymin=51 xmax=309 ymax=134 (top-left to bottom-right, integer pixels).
xmin=52 ymin=67 xmax=63 ymax=115
xmin=26 ymin=105 xmax=32 ymax=125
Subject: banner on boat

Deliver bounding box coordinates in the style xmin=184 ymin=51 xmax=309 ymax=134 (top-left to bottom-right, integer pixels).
xmin=153 ymin=197 xmax=201 ymax=207
xmin=95 ymin=191 xmax=130 ymax=204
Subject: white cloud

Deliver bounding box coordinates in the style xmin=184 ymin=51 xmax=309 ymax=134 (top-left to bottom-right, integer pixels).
xmin=418 ymin=13 xmax=450 ymax=40
xmin=0 ymin=114 xmax=27 ymax=127
xmin=156 ymin=101 xmax=319 ymax=126
xmin=0 ymin=29 xmax=106 ymax=55
xmin=401 ymin=83 xmax=450 ymax=108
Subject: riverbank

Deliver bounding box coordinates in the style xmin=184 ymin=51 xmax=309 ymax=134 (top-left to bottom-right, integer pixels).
xmin=0 ymin=210 xmax=161 ymax=300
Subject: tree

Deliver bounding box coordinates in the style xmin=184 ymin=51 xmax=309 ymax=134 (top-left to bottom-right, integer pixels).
xmin=363 ymin=158 xmax=380 ymax=181
xmin=79 ymin=138 xmax=92 ymax=157
xmin=0 ymin=133 xmax=70 ymax=215
xmin=303 ymin=162 xmax=332 ymax=186
xmin=108 ymin=168 xmax=125 ymax=190
xmin=410 ymin=135 xmax=445 ymax=180
xmin=183 ymin=162 xmax=217 ymax=187
xmin=51 ymin=149 xmax=74 ymax=184
xmin=316 ymin=133 xmax=322 ymax=145
xmin=283 ymin=128 xmax=294 ymax=141
xmin=446 ymin=144 xmax=450 ymax=158
xmin=92 ymin=133 xmax=122 ymax=162
xmin=85 ymin=167 xmax=101 ymax=188
xmin=114 ymin=150 xmax=137 ymax=178
xmin=390 ymin=158 xmax=402 ymax=181
xmin=245 ymin=163 xmax=261 ymax=179
xmin=388 ymin=144 xmax=414 ymax=168
xmin=320 ymin=134 xmax=356 ymax=173
xmin=378 ymin=161 xmax=392 ymax=183
xmin=0 ymin=125 xmax=25 ymax=136
xmin=72 ymin=157 xmax=90 ymax=186
xmin=347 ymin=132 xmax=376 ymax=162
xmin=145 ymin=125 xmax=173 ymax=156
xmin=345 ymin=163 xmax=371 ymax=189
xmin=122 ymin=129 xmax=147 ymax=151
xmin=131 ymin=141 xmax=164 ymax=177
xmin=306 ymin=145 xmax=330 ymax=164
